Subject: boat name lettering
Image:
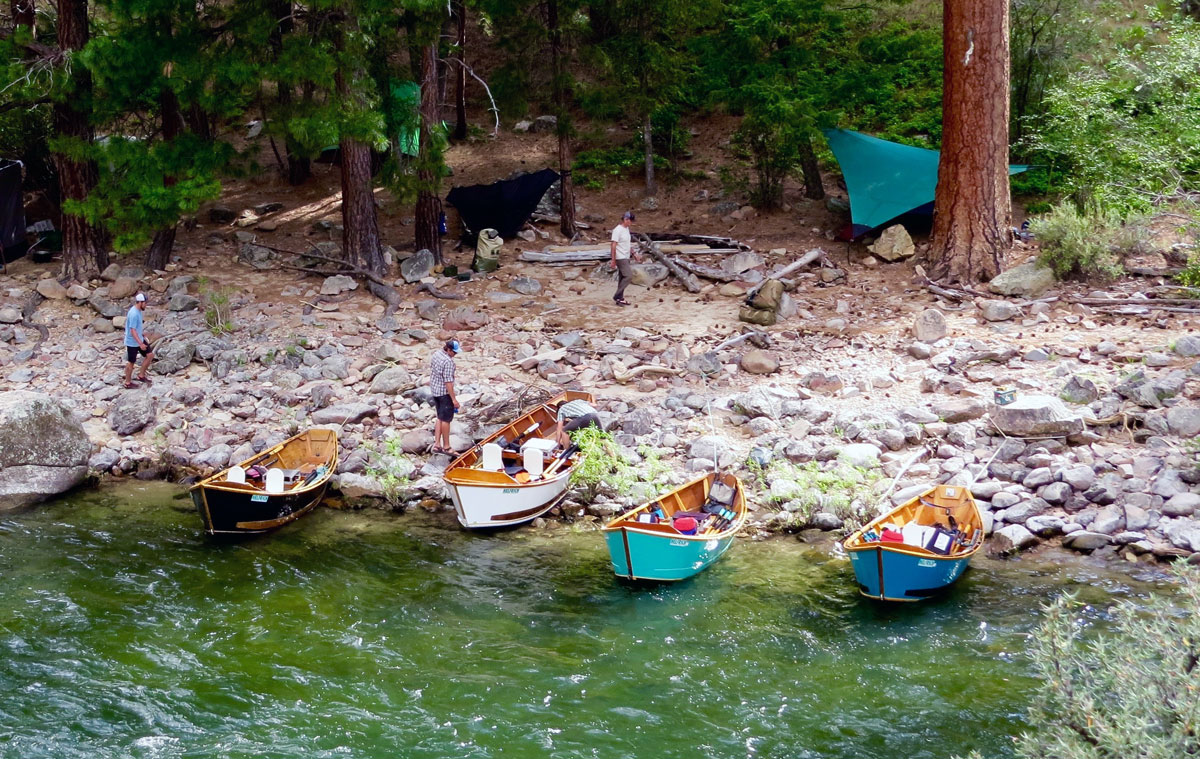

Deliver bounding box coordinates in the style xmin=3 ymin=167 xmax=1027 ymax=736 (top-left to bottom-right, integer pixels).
xmin=502 ymin=488 xmax=519 ymax=494
xmin=917 ymin=558 xmax=937 ymax=568
xmin=251 ymin=494 xmax=269 ymax=503
xmin=669 ymin=539 xmax=688 ymax=547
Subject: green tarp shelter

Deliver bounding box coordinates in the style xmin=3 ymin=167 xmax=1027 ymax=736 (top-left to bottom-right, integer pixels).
xmin=823 ymin=129 xmax=1028 ymax=238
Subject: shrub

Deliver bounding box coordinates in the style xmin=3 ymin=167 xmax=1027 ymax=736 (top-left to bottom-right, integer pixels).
xmin=568 ymin=426 xmax=634 ymax=503
xmin=751 ymin=459 xmax=881 ymax=530
xmin=1031 ymin=202 xmax=1129 ymax=280
xmin=364 ymin=435 xmax=414 ymax=508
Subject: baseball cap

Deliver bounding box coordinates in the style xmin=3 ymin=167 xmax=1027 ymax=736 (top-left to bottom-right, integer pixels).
xmin=622 ymin=211 xmax=635 ymax=221
xmin=446 ymin=339 xmax=461 ymax=354
xmin=134 ymin=293 xmax=146 ymax=302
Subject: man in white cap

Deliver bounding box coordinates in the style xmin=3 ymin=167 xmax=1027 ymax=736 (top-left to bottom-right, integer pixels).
xmin=429 ymin=339 xmax=462 ymax=455
xmin=609 ymin=211 xmax=640 ymax=306
xmin=122 ymin=293 xmax=155 ymax=389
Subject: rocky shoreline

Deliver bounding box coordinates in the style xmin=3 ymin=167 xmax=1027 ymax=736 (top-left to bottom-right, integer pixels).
xmin=4 ymin=246 xmax=1200 ymax=565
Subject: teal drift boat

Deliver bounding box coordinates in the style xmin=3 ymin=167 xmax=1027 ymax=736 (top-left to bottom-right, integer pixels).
xmin=602 ymin=473 xmax=746 ymax=582
xmin=843 ymin=484 xmax=984 ymax=602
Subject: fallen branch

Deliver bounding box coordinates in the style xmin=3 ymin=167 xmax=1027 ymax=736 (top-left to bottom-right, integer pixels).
xmin=713 ymin=330 xmax=768 ymax=352
xmin=611 ymin=363 xmax=683 ymax=383
xmin=417 ymin=282 xmax=466 ymax=300
xmin=636 ymin=234 xmax=701 ymax=293
xmin=259 ymin=243 xmax=404 ymax=315
xmin=510 ymin=347 xmax=568 ymax=370
xmin=670 ymin=257 xmax=740 ymax=282
xmin=744 ymin=248 xmax=830 ymax=299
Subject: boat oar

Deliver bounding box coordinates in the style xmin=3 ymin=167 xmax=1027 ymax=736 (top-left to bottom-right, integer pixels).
xmin=541 ymin=443 xmax=579 ymax=478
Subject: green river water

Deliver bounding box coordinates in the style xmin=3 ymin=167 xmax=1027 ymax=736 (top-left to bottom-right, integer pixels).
xmin=0 ymin=482 xmax=1172 ymax=759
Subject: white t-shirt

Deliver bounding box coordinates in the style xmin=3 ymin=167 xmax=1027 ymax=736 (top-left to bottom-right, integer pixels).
xmin=611 ymin=224 xmax=631 ymax=260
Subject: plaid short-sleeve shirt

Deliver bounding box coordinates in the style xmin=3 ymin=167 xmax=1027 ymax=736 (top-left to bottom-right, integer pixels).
xmin=430 ymin=350 xmax=456 ymax=396
xmin=556 ymin=399 xmax=596 ymax=422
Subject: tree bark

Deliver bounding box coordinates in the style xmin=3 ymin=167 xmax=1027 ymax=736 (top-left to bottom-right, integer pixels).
xmin=145 ymin=86 xmax=185 ymax=270
xmin=798 ymin=135 xmax=824 ymax=200
xmin=642 ymin=116 xmax=655 ymax=196
xmin=414 ymin=42 xmax=442 ymax=262
xmin=929 ymin=0 xmax=1012 ymax=284
xmin=452 ymin=0 xmax=467 ymax=141
xmin=547 ymin=0 xmax=575 ymax=238
xmin=54 ymin=0 xmax=107 ymax=280
xmin=334 ymin=13 xmax=384 ymax=275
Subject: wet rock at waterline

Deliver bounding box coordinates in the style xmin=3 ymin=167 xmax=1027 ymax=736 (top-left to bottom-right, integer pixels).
xmin=0 ymin=391 xmax=92 ymax=510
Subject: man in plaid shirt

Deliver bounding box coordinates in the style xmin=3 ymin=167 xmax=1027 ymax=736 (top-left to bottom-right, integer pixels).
xmin=430 ymin=340 xmax=461 ymax=455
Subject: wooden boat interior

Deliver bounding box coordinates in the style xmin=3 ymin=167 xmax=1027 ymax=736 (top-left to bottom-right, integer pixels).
xmin=445 ymin=391 xmax=592 ymax=486
xmin=608 ymin=473 xmax=744 ymax=538
xmin=196 ymin=429 xmax=337 ymax=493
xmin=846 ymin=485 xmax=983 ymax=557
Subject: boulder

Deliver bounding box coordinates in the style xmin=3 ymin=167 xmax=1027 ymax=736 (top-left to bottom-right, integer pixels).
xmin=311 ymin=403 xmax=377 ymax=425
xmin=415 ymin=299 xmax=441 ymax=322
xmin=36 ymin=278 xmax=68 ymax=299
xmin=87 ymin=293 xmax=122 ymax=319
xmin=1061 ymin=464 xmax=1096 ymax=492
xmin=443 ymin=306 xmax=489 ymax=331
xmin=152 ymin=340 xmax=195 ymax=375
xmin=193 ymin=443 xmax=233 ymax=471
xmin=108 ymin=276 xmax=140 ymax=300
xmin=740 ymin=350 xmax=779 ymax=375
xmin=839 ymin=443 xmax=881 ymax=468
xmin=400 ymin=428 xmax=435 ymax=454
xmin=987 ymin=261 xmax=1055 ymax=298
xmin=688 ymin=435 xmax=729 ymax=461
xmin=1060 ymin=375 xmax=1099 ymax=405
xmin=991 ymin=395 xmax=1084 ymax=437
xmin=1174 ymin=335 xmax=1200 ymax=357
xmin=731 ymin=388 xmax=781 ymax=419
xmin=108 ymin=391 xmax=157 ymax=436
xmin=979 ymin=299 xmax=1022 ymax=322
xmin=868 ymin=224 xmax=915 ymax=262
xmin=912 ymin=309 xmax=947 ymax=343
xmin=369 ymin=367 xmax=412 ymax=395
xmin=630 ymin=263 xmax=669 ymax=287
xmin=685 ymin=351 xmax=721 ymax=377
xmin=508 ymin=276 xmax=543 ymax=296
xmin=1167 ymin=406 xmax=1200 ymax=438
xmin=931 ymin=397 xmax=988 ymax=423
xmin=320 ymin=275 xmax=358 ymax=295
xmin=810 ymin=512 xmax=844 ymax=531
xmin=1063 ymin=530 xmax=1111 ymax=552
xmin=991 ymin=524 xmax=1038 ymax=554
xmin=167 ymin=293 xmax=200 ymax=312
xmin=401 ymin=249 xmax=436 ymax=283
xmin=1163 ymin=492 xmax=1200 ymax=517
xmin=530 ymin=114 xmax=558 ymax=133
xmin=0 ymin=391 xmax=92 ymax=510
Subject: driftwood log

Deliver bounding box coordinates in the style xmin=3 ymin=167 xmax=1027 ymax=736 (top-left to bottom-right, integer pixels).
xmin=744 ymin=248 xmax=832 ymax=300
xmin=636 ymin=234 xmax=701 ymax=293
xmin=261 ymin=243 xmax=404 ymax=315
xmin=611 ymin=363 xmax=683 ymax=383
xmin=670 ymin=257 xmax=741 ymax=282
xmin=417 ymin=282 xmax=466 ymax=300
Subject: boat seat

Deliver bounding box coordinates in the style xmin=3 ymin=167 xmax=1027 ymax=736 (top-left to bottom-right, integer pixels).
xmin=523 ymin=447 xmax=544 ymax=478
xmin=226 ymin=466 xmax=246 ymax=484
xmin=265 ymin=468 xmax=285 ymax=494
xmin=481 ymin=443 xmax=504 ymax=472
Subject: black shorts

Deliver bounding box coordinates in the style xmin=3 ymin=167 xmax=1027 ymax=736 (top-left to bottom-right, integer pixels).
xmin=563 ymin=412 xmax=600 ymax=434
xmin=433 ymin=394 xmax=456 ymax=423
xmin=126 ymin=345 xmax=152 ymax=363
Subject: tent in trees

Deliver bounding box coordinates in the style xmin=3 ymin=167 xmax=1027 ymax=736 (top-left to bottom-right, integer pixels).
xmin=0 ymin=160 xmax=27 ymax=263
xmin=446 ymin=169 xmax=559 ymax=241
xmin=318 ymin=81 xmax=421 ymax=165
xmin=823 ymin=129 xmax=1028 ymax=240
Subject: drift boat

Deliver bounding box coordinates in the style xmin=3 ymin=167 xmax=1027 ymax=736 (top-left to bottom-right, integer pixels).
xmin=602 ymin=472 xmax=746 ymax=581
xmin=843 ymin=484 xmax=983 ymax=601
xmin=443 ymin=391 xmax=592 ymax=529
xmin=190 ymin=428 xmax=338 ymax=537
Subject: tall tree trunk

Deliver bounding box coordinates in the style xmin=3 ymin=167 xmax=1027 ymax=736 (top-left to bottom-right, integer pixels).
xmin=334 ymin=16 xmax=383 ymax=274
xmin=145 ymin=87 xmax=185 ymax=270
xmin=54 ymin=0 xmax=107 ymax=279
xmin=547 ymin=0 xmax=575 ymax=237
xmin=929 ymin=0 xmax=1012 ymax=284
xmin=452 ymin=0 xmax=467 ymax=141
xmin=414 ymin=43 xmax=442 ymax=262
xmin=642 ymin=116 xmax=655 ymax=196
xmin=271 ymin=0 xmax=311 ymax=185
xmin=798 ymin=135 xmax=824 ymax=200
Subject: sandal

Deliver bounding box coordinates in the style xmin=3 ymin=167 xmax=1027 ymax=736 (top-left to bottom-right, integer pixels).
xmin=614 ymin=299 xmax=630 ymax=307
xmin=123 ymin=382 xmax=137 ymax=389
xmin=430 ymin=446 xmax=451 ymax=455
xmin=137 ymin=375 xmax=153 ymax=385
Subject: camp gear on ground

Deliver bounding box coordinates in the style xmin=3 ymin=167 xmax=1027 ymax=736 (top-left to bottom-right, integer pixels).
xmin=602 ymin=473 xmax=747 ymax=582
xmin=842 ymin=484 xmax=983 ymax=602
xmin=446 ymin=169 xmax=559 ymax=241
xmin=739 ymin=278 xmax=783 ymax=326
xmin=189 ymin=429 xmax=338 ymax=538
xmin=473 ymin=228 xmax=502 ymax=273
xmin=823 ymin=129 xmax=1029 ymax=239
xmin=442 ymin=391 xmax=592 ymax=529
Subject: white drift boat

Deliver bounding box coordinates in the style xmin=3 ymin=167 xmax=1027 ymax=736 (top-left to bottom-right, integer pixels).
xmin=443 ymin=391 xmax=592 ymax=529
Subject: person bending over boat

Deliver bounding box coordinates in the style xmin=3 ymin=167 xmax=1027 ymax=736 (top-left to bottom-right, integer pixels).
xmin=430 ymin=340 xmax=461 ymax=455
xmin=554 ymin=398 xmax=600 ymax=446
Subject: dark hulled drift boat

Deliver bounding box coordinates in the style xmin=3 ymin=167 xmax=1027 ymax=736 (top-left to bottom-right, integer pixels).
xmin=190 ymin=428 xmax=338 ymax=537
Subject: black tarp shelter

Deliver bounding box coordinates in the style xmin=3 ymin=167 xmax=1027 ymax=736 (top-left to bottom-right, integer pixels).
xmin=0 ymin=159 xmax=26 ymax=263
xmin=445 ymin=168 xmax=559 ymax=240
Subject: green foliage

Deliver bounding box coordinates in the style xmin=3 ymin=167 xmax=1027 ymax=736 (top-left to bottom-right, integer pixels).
xmin=573 ymin=146 xmax=644 ymax=190
xmin=1028 ymin=12 xmax=1200 ymax=214
xmin=1031 ymin=201 xmax=1145 ymax=280
xmin=1010 ymin=0 xmax=1096 ymax=148
xmin=364 ymin=435 xmax=415 ymax=508
xmin=1176 ymin=255 xmax=1200 ymax=290
xmin=1014 ymin=564 xmax=1200 ymax=759
xmin=752 ymin=459 xmax=880 ymax=530
xmin=568 ymin=426 xmax=634 ymax=503
xmin=197 ymin=278 xmax=237 ymax=335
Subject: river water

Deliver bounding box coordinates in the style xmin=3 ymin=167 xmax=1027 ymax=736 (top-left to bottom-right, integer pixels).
xmin=0 ymin=483 xmax=1171 ymax=759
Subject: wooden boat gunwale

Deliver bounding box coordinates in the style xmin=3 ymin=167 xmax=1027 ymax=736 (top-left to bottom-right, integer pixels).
xmin=843 ymin=484 xmax=983 ymax=561
xmin=601 ymin=472 xmax=748 ymax=542
xmin=189 ymin=428 xmax=339 ymax=497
